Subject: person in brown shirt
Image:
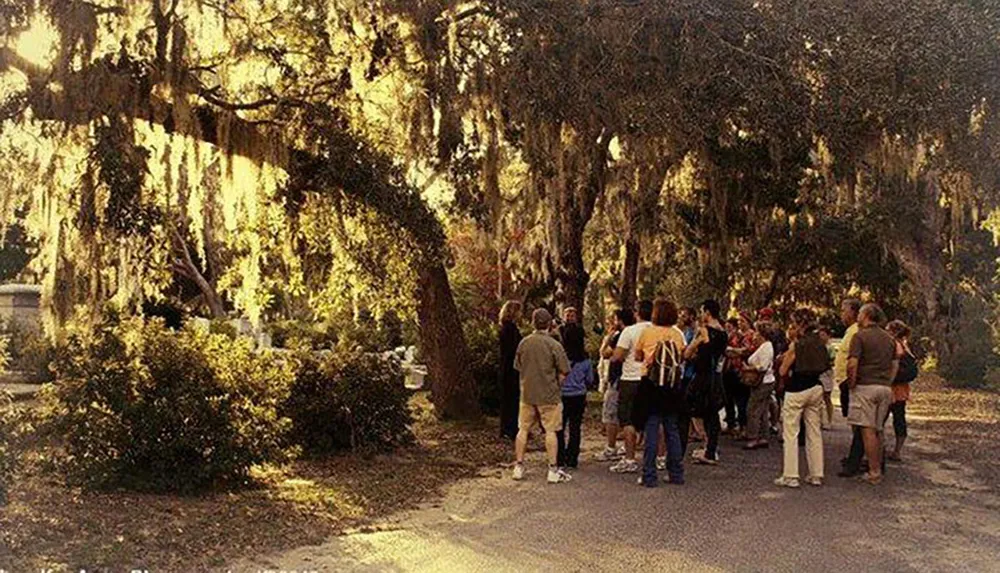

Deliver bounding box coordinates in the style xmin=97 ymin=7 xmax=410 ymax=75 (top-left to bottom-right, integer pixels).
xmin=847 ymin=303 xmax=899 ymax=485
xmin=512 ymin=308 xmax=572 ymax=484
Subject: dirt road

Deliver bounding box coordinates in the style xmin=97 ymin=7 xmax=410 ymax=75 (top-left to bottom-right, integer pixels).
xmin=238 ymin=392 xmax=1000 ymax=573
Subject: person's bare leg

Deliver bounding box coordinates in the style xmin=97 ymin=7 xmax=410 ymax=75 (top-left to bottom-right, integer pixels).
xmin=545 ymin=430 xmax=559 ymax=466
xmin=624 ymin=425 xmax=638 ymax=460
xmin=515 ymin=427 xmax=529 ymax=463
xmin=861 ymin=427 xmax=882 ymax=479
xmin=606 ymin=422 xmax=619 ymax=448
xmin=692 ymin=418 xmax=705 ymax=440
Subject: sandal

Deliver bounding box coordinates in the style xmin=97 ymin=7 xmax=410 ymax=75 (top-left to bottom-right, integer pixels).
xmin=858 ymin=472 xmax=883 ymax=485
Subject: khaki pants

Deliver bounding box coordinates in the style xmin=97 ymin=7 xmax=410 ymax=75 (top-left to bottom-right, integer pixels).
xmin=782 ymin=385 xmax=824 ymax=480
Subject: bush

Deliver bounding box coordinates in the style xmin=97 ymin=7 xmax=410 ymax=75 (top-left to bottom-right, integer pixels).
xmin=0 ymin=321 xmax=54 ymax=380
xmin=283 ymin=349 xmax=413 ymax=454
xmin=0 ymin=395 xmax=14 ymax=505
xmin=45 ymin=314 xmax=295 ymax=492
xmin=464 ymin=320 xmax=501 ymax=416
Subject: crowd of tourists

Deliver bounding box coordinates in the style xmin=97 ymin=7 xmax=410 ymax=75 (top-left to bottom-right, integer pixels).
xmin=498 ymin=298 xmax=918 ymax=487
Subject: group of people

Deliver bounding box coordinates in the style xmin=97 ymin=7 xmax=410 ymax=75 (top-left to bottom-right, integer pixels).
xmin=498 ymin=297 xmax=918 ymax=487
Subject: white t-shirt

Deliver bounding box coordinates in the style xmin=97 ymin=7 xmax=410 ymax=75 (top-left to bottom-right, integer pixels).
xmin=747 ymin=340 xmax=776 ymax=385
xmin=616 ymin=321 xmax=651 ymax=381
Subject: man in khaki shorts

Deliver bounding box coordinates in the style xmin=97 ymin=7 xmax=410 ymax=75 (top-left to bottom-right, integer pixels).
xmin=847 ymin=303 xmax=899 ymax=485
xmin=513 ymin=308 xmax=572 ymax=484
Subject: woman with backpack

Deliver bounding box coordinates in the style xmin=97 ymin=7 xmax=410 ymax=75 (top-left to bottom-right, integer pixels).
xmin=775 ymin=308 xmax=830 ymax=488
xmin=633 ymin=299 xmax=688 ymax=486
xmin=886 ymin=320 xmax=918 ymax=462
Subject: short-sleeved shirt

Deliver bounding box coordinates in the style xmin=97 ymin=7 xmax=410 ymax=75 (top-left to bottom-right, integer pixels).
xmin=636 ymin=325 xmax=687 ymax=377
xmin=515 ymin=331 xmax=571 ymax=405
xmin=834 ymin=322 xmax=859 ymax=383
xmin=849 ymin=325 xmax=897 ymax=386
xmin=616 ymin=321 xmax=651 ymax=381
xmin=747 ymin=341 xmax=776 ymax=385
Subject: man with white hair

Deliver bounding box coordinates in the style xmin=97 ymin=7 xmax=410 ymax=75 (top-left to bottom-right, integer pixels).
xmin=847 ymin=303 xmax=899 ymax=485
xmin=512 ymin=308 xmax=572 ymax=484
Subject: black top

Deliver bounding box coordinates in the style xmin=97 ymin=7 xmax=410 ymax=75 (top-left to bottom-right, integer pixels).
xmin=499 ymin=320 xmax=522 ymax=384
xmin=695 ymin=326 xmax=729 ymax=377
xmin=787 ymin=333 xmax=827 ymax=393
xmin=561 ymin=323 xmax=588 ymax=363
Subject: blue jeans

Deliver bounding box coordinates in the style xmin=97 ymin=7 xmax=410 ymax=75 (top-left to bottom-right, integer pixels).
xmin=642 ymin=413 xmax=684 ymax=486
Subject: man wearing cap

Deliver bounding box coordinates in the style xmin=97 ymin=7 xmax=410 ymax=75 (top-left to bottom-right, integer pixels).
xmin=512 ymin=308 xmax=573 ymax=484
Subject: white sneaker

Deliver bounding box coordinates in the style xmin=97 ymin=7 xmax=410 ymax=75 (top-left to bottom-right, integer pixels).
xmin=656 ymin=456 xmax=667 ymax=471
xmin=616 ymin=445 xmax=626 ymax=456
xmin=805 ymin=476 xmax=823 ymax=487
xmin=774 ymin=476 xmax=800 ymax=488
xmin=609 ymin=459 xmax=639 ymax=473
xmin=512 ymin=463 xmax=525 ymax=481
xmin=595 ymin=447 xmax=621 ymax=462
xmin=547 ymin=467 xmax=572 ymax=484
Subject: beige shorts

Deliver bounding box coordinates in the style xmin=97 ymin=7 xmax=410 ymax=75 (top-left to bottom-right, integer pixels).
xmin=847 ymin=384 xmax=892 ymax=429
xmin=519 ymin=402 xmax=563 ymax=433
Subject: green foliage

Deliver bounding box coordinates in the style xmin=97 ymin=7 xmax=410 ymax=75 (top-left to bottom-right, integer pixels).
xmin=463 ymin=320 xmax=501 ymax=416
xmin=939 ymin=296 xmax=1000 ymax=389
xmin=0 ymin=222 xmax=34 ymax=282
xmin=45 ymin=314 xmax=295 ymax=492
xmin=0 ymin=395 xmax=20 ymax=505
xmin=282 ymin=349 xmax=413 ymax=454
xmin=0 ymin=320 xmax=54 ymax=380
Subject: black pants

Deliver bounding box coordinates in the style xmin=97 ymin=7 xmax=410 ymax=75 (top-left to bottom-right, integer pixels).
xmin=500 ymin=378 xmax=520 ymax=439
xmin=703 ymin=408 xmax=722 ymax=460
xmin=678 ymin=410 xmax=692 ymax=455
xmin=723 ymin=372 xmax=749 ymax=430
xmin=886 ymin=401 xmax=907 ymax=438
xmin=557 ymin=395 xmax=587 ymax=467
xmin=844 ymin=426 xmax=864 ymax=472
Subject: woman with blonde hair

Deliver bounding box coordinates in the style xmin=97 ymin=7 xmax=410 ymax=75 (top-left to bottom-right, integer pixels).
xmin=499 ymin=301 xmax=523 ymax=440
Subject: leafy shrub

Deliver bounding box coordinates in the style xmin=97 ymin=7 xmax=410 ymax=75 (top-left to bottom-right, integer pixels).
xmin=0 ymin=400 xmax=16 ymax=505
xmin=45 ymin=315 xmax=295 ymax=492
xmin=0 ymin=321 xmax=54 ymax=380
xmin=464 ymin=320 xmax=501 ymax=416
xmin=0 ymin=393 xmax=33 ymax=506
xmin=283 ymin=349 xmax=413 ymax=454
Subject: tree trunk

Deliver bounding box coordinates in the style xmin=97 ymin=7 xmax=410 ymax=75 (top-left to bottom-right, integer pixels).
xmin=619 ymin=235 xmax=640 ymax=310
xmin=546 ymin=122 xmax=612 ymax=316
xmin=417 ymin=260 xmax=481 ymax=420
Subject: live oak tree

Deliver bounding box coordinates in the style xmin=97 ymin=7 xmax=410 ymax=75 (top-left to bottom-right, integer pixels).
xmin=0 ymin=0 xmax=480 ymax=418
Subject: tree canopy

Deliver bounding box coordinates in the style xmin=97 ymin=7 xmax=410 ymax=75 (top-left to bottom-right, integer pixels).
xmin=1 ymin=0 xmax=1000 ymax=411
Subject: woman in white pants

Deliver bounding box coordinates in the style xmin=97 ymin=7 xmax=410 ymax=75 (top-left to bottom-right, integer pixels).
xmin=775 ymin=308 xmax=831 ymax=488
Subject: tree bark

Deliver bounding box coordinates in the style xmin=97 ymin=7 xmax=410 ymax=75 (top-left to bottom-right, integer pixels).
xmin=619 ymin=235 xmax=640 ymax=310
xmin=417 ymin=261 xmax=481 ymax=419
xmin=545 ymin=122 xmax=612 ymax=316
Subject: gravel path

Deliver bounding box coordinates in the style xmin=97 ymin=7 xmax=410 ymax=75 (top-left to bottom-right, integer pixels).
xmin=238 ymin=405 xmax=1000 ymax=573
